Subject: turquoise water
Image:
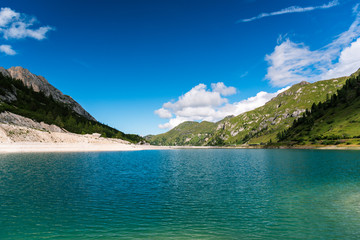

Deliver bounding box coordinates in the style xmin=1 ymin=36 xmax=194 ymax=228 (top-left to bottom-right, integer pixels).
xmin=1 ymin=149 xmax=360 ymax=239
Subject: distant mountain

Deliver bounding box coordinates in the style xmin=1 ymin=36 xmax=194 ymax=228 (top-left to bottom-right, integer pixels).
xmin=0 ymin=67 xmax=143 ymax=143
xmin=0 ymin=66 xmax=95 ymax=121
xmin=149 ymin=121 xmax=216 ymax=146
xmin=277 ymin=70 xmax=360 ymax=146
xmin=149 ymin=74 xmax=350 ymax=146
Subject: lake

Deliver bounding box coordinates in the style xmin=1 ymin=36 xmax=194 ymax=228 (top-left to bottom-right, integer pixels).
xmin=1 ymin=149 xmax=360 ymax=239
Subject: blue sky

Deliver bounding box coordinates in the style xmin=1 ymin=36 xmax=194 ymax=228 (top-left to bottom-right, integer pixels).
xmin=1 ymin=0 xmax=360 ymax=135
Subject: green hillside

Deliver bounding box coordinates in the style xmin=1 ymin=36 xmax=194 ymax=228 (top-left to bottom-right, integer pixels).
xmin=0 ymin=72 xmax=143 ymax=143
xmin=149 ymin=75 xmax=349 ymax=146
xmin=149 ymin=121 xmax=216 ymax=146
xmin=208 ymin=77 xmax=348 ymax=145
xmin=277 ymin=72 xmax=360 ymax=146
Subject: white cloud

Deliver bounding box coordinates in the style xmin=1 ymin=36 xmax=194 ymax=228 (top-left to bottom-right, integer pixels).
xmin=155 ymin=82 xmax=289 ymax=129
xmin=266 ymin=39 xmax=317 ymax=86
xmin=239 ymin=0 xmax=339 ymax=23
xmin=0 ymin=7 xmax=53 ymax=56
xmin=155 ymin=108 xmax=173 ymax=119
xmin=162 ymin=83 xmax=229 ymax=111
xmin=0 ymin=44 xmax=16 ymax=55
xmin=322 ymin=38 xmax=360 ymax=79
xmin=3 ymin=22 xmax=53 ymax=40
xmin=266 ymin=10 xmax=360 ymax=87
xmin=353 ymin=3 xmax=359 ymax=14
xmin=211 ymin=82 xmax=237 ymax=96
xmin=159 ymin=117 xmax=190 ymax=129
xmin=0 ymin=7 xmax=19 ymax=27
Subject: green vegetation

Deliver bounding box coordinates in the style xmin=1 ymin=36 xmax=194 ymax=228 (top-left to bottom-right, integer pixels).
xmin=277 ymin=72 xmax=360 ymax=146
xmin=149 ymin=75 xmax=348 ymax=146
xmin=149 ymin=121 xmax=216 ymax=146
xmin=209 ymin=77 xmax=348 ymax=145
xmin=0 ymin=73 xmax=143 ymax=143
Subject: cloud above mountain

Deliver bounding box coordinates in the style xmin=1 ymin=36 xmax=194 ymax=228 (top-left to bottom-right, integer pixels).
xmin=155 ymin=82 xmax=289 ymax=129
xmin=0 ymin=44 xmax=15 ymax=55
xmin=266 ymin=9 xmax=360 ymax=87
xmin=0 ymin=7 xmax=53 ymax=55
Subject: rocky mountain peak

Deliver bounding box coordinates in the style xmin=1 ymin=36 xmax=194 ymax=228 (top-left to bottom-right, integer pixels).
xmin=0 ymin=66 xmax=96 ymax=121
xmin=298 ymin=81 xmax=310 ymax=85
xmin=0 ymin=67 xmax=9 ymax=77
xmin=7 ymin=66 xmax=51 ymax=93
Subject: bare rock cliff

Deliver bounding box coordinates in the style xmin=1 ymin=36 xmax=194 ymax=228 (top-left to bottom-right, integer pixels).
xmin=0 ymin=111 xmax=130 ymax=144
xmin=0 ymin=66 xmax=96 ymax=121
xmin=0 ymin=111 xmax=66 ymax=133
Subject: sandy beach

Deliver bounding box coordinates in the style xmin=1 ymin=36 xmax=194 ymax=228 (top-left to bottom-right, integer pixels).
xmin=1 ymin=142 xmax=360 ymax=153
xmin=0 ymin=119 xmax=174 ymax=153
xmin=0 ymin=142 xmax=175 ymax=153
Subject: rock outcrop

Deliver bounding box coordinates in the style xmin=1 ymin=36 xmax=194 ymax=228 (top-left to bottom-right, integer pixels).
xmin=0 ymin=111 xmax=65 ymax=133
xmin=0 ymin=111 xmax=130 ymax=144
xmin=0 ymin=66 xmax=96 ymax=121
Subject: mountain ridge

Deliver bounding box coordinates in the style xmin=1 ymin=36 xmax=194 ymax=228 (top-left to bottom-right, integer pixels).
xmin=149 ymin=73 xmax=352 ymax=146
xmin=0 ymin=67 xmax=143 ymax=143
xmin=276 ymin=71 xmax=360 ymax=146
xmin=0 ymin=66 xmax=95 ymax=121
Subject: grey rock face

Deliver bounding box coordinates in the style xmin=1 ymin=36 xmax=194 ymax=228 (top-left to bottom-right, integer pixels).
xmin=0 ymin=111 xmax=66 ymax=133
xmin=0 ymin=89 xmax=17 ymax=102
xmin=299 ymin=81 xmax=310 ymax=85
xmin=0 ymin=66 xmax=96 ymax=121
xmin=291 ymin=109 xmax=306 ymax=118
xmin=0 ymin=67 xmax=10 ymax=77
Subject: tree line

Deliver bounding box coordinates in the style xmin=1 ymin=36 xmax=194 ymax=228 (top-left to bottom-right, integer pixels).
xmin=277 ymin=74 xmax=360 ymax=143
xmin=0 ymin=73 xmax=143 ymax=143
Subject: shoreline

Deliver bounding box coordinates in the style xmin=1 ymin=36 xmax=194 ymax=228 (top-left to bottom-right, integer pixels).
xmin=1 ymin=142 xmax=360 ymax=153
xmin=0 ymin=143 xmax=173 ymax=153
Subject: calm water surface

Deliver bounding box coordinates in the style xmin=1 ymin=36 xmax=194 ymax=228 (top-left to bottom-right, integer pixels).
xmin=1 ymin=149 xmax=360 ymax=239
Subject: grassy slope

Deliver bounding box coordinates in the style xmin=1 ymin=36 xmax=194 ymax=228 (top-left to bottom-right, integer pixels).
xmin=149 ymin=76 xmax=348 ymax=146
xmin=278 ymin=72 xmax=360 ymax=146
xmin=308 ymin=100 xmax=360 ymax=142
xmin=209 ymin=77 xmax=348 ymax=145
xmin=149 ymin=121 xmax=216 ymax=146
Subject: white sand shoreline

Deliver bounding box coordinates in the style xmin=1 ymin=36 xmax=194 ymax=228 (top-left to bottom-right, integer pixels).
xmin=2 ymin=142 xmax=359 ymax=153
xmin=0 ymin=143 xmax=175 ymax=153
